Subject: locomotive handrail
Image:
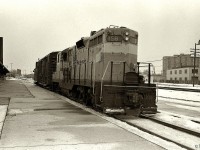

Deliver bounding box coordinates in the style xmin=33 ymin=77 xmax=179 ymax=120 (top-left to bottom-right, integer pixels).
xmin=100 ymin=61 xmax=126 ymax=102
xmin=93 ymin=61 xmax=96 ymax=94
xmin=100 ymin=61 xmax=111 ymax=102
xmin=137 ymin=62 xmax=155 ymax=86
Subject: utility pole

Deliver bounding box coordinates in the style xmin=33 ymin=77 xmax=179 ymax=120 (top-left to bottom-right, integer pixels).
xmin=190 ymin=40 xmax=200 ymax=87
xmin=10 ymin=63 xmax=13 ymax=71
xmin=193 ymin=43 xmax=196 ymax=87
xmin=10 ymin=63 xmax=13 ymax=77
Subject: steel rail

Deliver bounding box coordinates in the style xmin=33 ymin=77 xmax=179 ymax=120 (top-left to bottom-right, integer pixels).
xmin=113 ymin=114 xmax=196 ymax=150
xmin=141 ymin=114 xmax=200 ymax=138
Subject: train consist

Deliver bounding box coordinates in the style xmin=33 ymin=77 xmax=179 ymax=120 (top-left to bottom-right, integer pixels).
xmin=34 ymin=25 xmax=157 ymax=115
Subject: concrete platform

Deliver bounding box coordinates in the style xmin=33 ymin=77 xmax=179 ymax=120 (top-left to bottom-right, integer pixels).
xmin=0 ymin=80 xmax=167 ymax=150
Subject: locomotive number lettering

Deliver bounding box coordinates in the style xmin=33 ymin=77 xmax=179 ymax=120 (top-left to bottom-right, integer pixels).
xmin=107 ymin=35 xmax=122 ymax=42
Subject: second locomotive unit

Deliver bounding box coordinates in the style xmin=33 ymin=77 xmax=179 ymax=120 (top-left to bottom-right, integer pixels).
xmin=34 ymin=25 xmax=157 ymax=115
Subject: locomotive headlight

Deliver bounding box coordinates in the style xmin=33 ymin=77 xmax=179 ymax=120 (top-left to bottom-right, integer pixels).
xmin=125 ymin=32 xmax=129 ymax=36
xmin=125 ymin=37 xmax=129 ymax=41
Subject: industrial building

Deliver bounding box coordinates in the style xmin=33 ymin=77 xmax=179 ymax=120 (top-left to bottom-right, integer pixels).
xmin=163 ymin=54 xmax=200 ymax=83
xmin=166 ymin=67 xmax=199 ymax=84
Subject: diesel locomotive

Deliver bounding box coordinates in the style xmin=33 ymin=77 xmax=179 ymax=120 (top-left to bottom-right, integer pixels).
xmin=34 ymin=25 xmax=157 ymax=115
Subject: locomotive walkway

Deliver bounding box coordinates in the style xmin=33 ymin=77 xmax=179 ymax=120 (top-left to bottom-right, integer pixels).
xmin=0 ymin=79 xmax=177 ymax=150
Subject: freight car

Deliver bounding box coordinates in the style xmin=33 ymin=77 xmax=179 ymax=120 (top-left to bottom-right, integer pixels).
xmin=34 ymin=52 xmax=59 ymax=87
xmin=34 ymin=25 xmax=157 ymax=115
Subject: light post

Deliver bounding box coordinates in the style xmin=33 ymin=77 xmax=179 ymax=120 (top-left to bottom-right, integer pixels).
xmin=191 ymin=40 xmax=200 ymax=87
xmin=10 ymin=63 xmax=13 ymax=77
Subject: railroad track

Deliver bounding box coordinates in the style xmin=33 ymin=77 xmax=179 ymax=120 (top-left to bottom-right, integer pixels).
xmin=142 ymin=113 xmax=200 ymax=137
xmin=113 ymin=113 xmax=200 ymax=150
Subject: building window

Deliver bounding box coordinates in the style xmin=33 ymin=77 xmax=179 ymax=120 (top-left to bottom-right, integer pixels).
xmin=185 ymin=77 xmax=187 ymax=81
xmin=179 ymin=70 xmax=182 ymax=74
xmin=192 ymin=69 xmax=198 ymax=74
xmin=63 ymin=53 xmax=67 ymax=61
xmin=170 ymin=78 xmax=172 ymax=80
xmin=94 ymin=37 xmax=98 ymax=45
xmin=98 ymin=35 xmax=103 ymax=44
xmin=185 ymin=69 xmax=187 ymax=74
xmin=179 ymin=77 xmax=182 ymax=81
xmin=170 ymin=71 xmax=172 ymax=74
xmin=89 ymin=35 xmax=103 ymax=47
xmin=175 ymin=70 xmax=177 ymax=74
xmin=175 ymin=77 xmax=177 ymax=80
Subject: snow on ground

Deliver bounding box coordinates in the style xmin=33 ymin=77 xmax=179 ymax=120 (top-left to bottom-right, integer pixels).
xmin=153 ymin=82 xmax=200 ymax=103
xmin=159 ymin=110 xmax=200 ymax=125
xmin=159 ymin=97 xmax=200 ymax=107
xmin=0 ymin=105 xmax=8 ymax=134
xmin=158 ymin=89 xmax=200 ymax=102
xmin=121 ymin=115 xmax=199 ymax=150
xmin=156 ymin=82 xmax=200 ymax=89
xmin=166 ymin=103 xmax=200 ymax=112
xmin=6 ymin=77 xmax=35 ymax=85
xmin=22 ymin=78 xmax=35 ymax=84
xmin=152 ymin=111 xmax=200 ymax=134
xmin=157 ymin=84 xmax=200 ymax=127
xmin=6 ymin=77 xmax=19 ymax=80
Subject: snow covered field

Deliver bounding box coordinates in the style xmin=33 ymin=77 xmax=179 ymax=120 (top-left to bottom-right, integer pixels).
xmin=158 ymin=89 xmax=200 ymax=102
xmin=156 ymin=82 xmax=200 ymax=127
xmin=156 ymin=82 xmax=200 ymax=89
xmin=155 ymin=82 xmax=200 ymax=102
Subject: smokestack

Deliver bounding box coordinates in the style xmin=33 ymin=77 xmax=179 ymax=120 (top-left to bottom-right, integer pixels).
xmin=0 ymin=37 xmax=3 ymax=64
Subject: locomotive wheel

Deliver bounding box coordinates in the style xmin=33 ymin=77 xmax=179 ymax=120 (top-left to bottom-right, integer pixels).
xmin=66 ymin=90 xmax=70 ymax=97
xmin=91 ymin=94 xmax=97 ymax=109
xmin=72 ymin=90 xmax=79 ymax=100
xmin=78 ymin=91 xmax=85 ymax=103
xmin=69 ymin=90 xmax=73 ymax=98
xmin=84 ymin=89 xmax=92 ymax=106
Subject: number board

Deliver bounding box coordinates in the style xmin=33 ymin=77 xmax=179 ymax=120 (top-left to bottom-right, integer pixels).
xmin=107 ymin=35 xmax=122 ymax=42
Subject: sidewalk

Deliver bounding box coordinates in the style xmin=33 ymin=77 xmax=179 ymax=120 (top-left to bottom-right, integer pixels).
xmin=0 ymin=79 xmax=181 ymax=150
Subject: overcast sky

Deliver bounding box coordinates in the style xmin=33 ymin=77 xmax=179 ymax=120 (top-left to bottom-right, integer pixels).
xmin=1 ymin=0 xmax=200 ymax=74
